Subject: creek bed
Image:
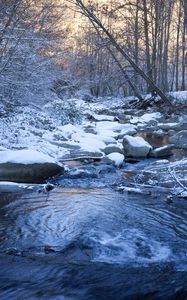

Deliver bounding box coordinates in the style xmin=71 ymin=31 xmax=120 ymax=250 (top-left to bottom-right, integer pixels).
xmin=0 ymin=182 xmax=187 ymax=299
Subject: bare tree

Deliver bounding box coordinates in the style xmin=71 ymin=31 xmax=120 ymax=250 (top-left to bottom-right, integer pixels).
xmin=72 ymin=0 xmax=172 ymax=105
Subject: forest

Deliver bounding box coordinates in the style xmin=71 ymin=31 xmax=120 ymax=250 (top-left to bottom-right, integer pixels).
xmin=0 ymin=0 xmax=186 ymax=105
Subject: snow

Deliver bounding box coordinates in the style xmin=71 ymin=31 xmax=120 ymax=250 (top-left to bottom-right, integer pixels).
xmin=96 ymin=122 xmax=137 ymax=142
xmin=96 ymin=121 xmax=130 ymax=132
xmin=59 ymin=124 xmax=84 ymax=139
xmin=0 ymin=149 xmax=59 ymax=165
xmin=0 ymin=92 xmax=184 ymax=166
xmin=130 ymin=112 xmax=162 ymax=124
xmin=91 ymin=113 xmax=114 ymax=121
xmin=107 ymin=153 xmax=124 ymax=167
xmin=74 ymin=135 xmax=106 ymax=153
xmin=157 ymin=122 xmax=180 ymax=130
xmin=0 ymin=146 xmax=7 ymax=151
xmin=0 ymin=181 xmax=21 ymax=186
xmin=117 ymin=186 xmax=143 ymax=194
xmin=96 ymin=135 xmax=116 ymax=144
xmin=118 ymin=124 xmax=137 ymax=136
xmin=123 ymin=135 xmax=152 ymax=148
xmin=140 ymin=112 xmax=162 ymax=123
xmin=170 ymin=91 xmax=187 ymax=104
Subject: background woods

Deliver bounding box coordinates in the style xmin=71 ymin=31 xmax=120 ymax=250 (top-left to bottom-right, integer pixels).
xmin=0 ymin=0 xmax=186 ymax=105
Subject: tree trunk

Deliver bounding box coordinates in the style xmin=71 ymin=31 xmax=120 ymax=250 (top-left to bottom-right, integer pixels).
xmin=74 ymin=0 xmax=173 ymax=106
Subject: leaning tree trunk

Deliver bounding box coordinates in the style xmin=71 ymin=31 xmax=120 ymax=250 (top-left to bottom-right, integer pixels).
xmin=74 ymin=0 xmax=173 ymax=106
xmin=89 ymin=20 xmax=143 ymax=101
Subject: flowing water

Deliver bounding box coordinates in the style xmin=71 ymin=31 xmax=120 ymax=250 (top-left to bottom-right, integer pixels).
xmin=0 ymin=182 xmax=187 ymax=300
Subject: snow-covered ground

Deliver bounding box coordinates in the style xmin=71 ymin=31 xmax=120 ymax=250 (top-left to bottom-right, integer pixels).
xmin=0 ymin=91 xmax=186 ymax=164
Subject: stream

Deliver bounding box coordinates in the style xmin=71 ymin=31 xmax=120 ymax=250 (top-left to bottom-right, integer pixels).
xmin=0 ymin=160 xmax=187 ymax=300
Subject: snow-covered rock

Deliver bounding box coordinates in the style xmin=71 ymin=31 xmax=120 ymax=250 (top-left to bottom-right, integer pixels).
xmin=0 ymin=149 xmax=64 ymax=183
xmin=168 ymin=130 xmax=187 ymax=149
xmin=149 ymin=145 xmax=174 ymax=158
xmin=157 ymin=122 xmax=181 ymax=131
xmin=96 ymin=121 xmax=131 ymax=133
xmin=59 ymin=124 xmax=84 ymax=139
xmin=123 ymin=135 xmax=152 ymax=158
xmin=103 ymin=144 xmax=123 ymax=155
xmin=107 ymin=153 xmax=124 ymax=167
xmin=0 ymin=149 xmax=58 ymax=165
xmin=116 ymin=186 xmax=144 ymax=194
xmin=72 ymin=132 xmax=106 ymax=153
xmin=116 ymin=124 xmax=137 ymax=139
xmin=130 ymin=112 xmax=162 ymax=126
xmin=87 ymin=113 xmax=114 ymax=122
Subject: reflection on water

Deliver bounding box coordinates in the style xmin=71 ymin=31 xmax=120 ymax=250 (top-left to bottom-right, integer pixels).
xmin=0 ymin=187 xmax=187 ymax=300
xmin=137 ymin=132 xmax=187 ymax=161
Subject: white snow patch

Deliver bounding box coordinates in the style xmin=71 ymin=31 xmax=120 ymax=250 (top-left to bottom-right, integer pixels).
xmin=92 ymin=114 xmax=114 ymax=121
xmin=107 ymin=153 xmax=124 ymax=167
xmin=96 ymin=135 xmax=117 ymax=144
xmin=118 ymin=124 xmax=137 ymax=135
xmin=0 ymin=146 xmax=7 ymax=151
xmin=117 ymin=186 xmax=143 ymax=194
xmin=73 ymin=133 xmax=106 ymax=153
xmin=59 ymin=124 xmax=84 ymax=139
xmin=0 ymin=150 xmax=59 ymax=165
xmin=130 ymin=112 xmax=162 ymax=125
xmin=0 ymin=181 xmax=21 ymax=186
xmin=96 ymin=121 xmax=130 ymax=132
xmin=141 ymin=112 xmax=162 ymax=122
xmin=124 ymin=135 xmax=152 ymax=149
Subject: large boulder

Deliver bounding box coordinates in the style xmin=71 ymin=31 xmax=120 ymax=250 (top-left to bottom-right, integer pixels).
xmin=168 ymin=130 xmax=187 ymax=149
xmin=123 ymin=135 xmax=152 ymax=158
xmin=0 ymin=149 xmax=64 ymax=183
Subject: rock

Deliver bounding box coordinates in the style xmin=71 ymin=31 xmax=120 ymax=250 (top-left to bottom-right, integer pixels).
xmin=130 ymin=112 xmax=162 ymax=127
xmin=0 ymin=149 xmax=64 ymax=183
xmin=157 ymin=122 xmax=181 ymax=131
xmin=107 ymin=152 xmax=124 ymax=167
xmin=61 ymin=150 xmax=104 ymax=161
xmin=149 ymin=144 xmax=174 ymax=158
xmin=168 ymin=130 xmax=187 ymax=149
xmin=82 ymin=94 xmax=94 ymax=102
xmin=87 ymin=113 xmax=114 ymax=122
xmin=168 ymin=129 xmax=176 ymax=137
xmin=123 ymin=135 xmax=152 ymax=158
xmin=97 ymin=164 xmax=116 ymax=174
xmin=116 ymin=124 xmax=137 ymax=139
xmin=116 ymin=186 xmax=146 ymax=194
xmin=142 ymin=158 xmax=187 ymax=188
xmin=0 ymin=181 xmax=36 ymax=193
xmin=0 ymin=163 xmax=63 ymax=184
xmin=65 ymin=167 xmax=97 ymax=179
xmin=44 ymin=183 xmax=55 ymax=192
xmin=103 ymin=144 xmax=123 ymax=155
xmin=179 ymin=115 xmax=187 ymax=130
xmin=166 ymin=195 xmax=173 ymax=204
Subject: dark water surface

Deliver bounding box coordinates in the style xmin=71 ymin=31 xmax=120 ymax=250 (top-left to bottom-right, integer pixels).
xmin=0 ymin=185 xmax=187 ymax=300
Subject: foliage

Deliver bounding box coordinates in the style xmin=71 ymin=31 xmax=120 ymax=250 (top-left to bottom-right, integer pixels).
xmin=45 ymin=99 xmax=84 ymax=125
